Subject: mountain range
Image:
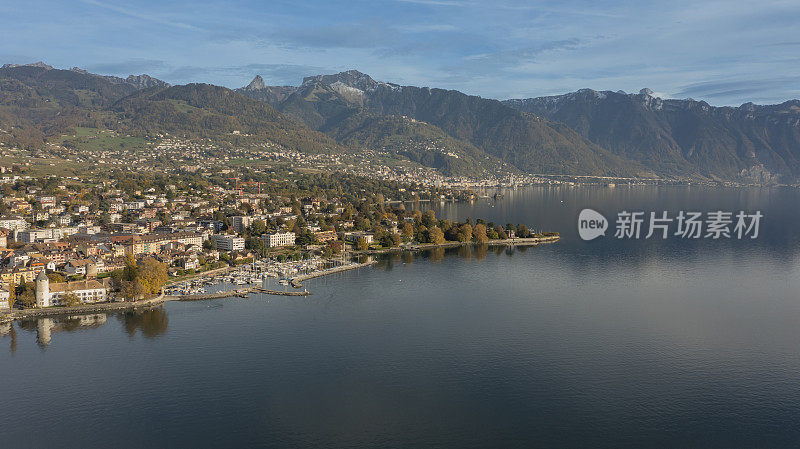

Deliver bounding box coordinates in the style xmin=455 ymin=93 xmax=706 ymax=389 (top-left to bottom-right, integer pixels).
xmin=504 ymin=89 xmax=800 ymax=182
xmin=2 ymin=61 xmax=799 ymax=183
xmin=237 ymin=70 xmax=648 ymax=178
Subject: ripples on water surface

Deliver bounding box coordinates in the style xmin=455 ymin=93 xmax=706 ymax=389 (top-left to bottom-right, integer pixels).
xmin=2 ymin=186 xmax=800 ymax=448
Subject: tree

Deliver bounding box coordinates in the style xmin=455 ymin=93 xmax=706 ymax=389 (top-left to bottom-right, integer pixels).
xmin=61 ymin=291 xmax=81 ymax=307
xmin=7 ymin=278 xmax=15 ymax=310
xmin=122 ymin=253 xmax=138 ymax=282
xmin=422 ymin=210 xmax=437 ymax=228
xmin=401 ymin=222 xmax=414 ymax=242
xmin=472 ymin=224 xmax=488 ymax=243
xmin=457 ymin=224 xmax=472 ymax=242
xmin=295 ymin=229 xmax=319 ymax=246
xmin=379 ymin=233 xmax=394 ymax=248
xmin=119 ymin=257 xmax=168 ymax=300
xmin=428 ymin=226 xmax=445 ymax=245
xmin=47 ymin=273 xmax=65 ymax=283
xmin=495 ymin=226 xmax=508 ymax=240
xmin=16 ymin=281 xmax=36 ymax=308
xmin=141 ymin=258 xmax=168 ymax=295
xmin=250 ymin=219 xmax=266 ymax=236
xmin=517 ymin=224 xmax=531 ymax=238
xmin=356 ymin=237 xmax=369 ymax=251
xmin=326 ymin=240 xmax=342 ymax=256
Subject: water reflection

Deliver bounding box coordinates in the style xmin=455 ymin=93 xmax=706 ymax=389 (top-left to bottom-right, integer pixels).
xmin=3 ymin=307 xmax=169 ymax=350
xmin=117 ymin=308 xmax=169 ymax=339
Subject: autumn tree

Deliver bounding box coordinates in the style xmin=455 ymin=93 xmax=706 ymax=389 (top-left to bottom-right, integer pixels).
xmin=118 ymin=256 xmax=168 ymax=300
xmin=356 ymin=237 xmax=369 ymax=251
xmin=428 ymin=226 xmax=445 ymax=245
xmin=327 ymin=240 xmax=342 ymax=254
xmin=16 ymin=281 xmax=36 ymax=308
xmin=457 ymin=224 xmax=472 ymax=242
xmin=137 ymin=257 xmax=169 ymax=296
xmin=472 ymin=224 xmax=488 ymax=243
xmin=401 ymin=222 xmax=414 ymax=242
xmin=7 ymin=279 xmax=15 ymax=310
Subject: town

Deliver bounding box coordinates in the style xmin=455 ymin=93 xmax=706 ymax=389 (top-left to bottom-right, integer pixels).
xmin=0 ymin=149 xmax=558 ymax=319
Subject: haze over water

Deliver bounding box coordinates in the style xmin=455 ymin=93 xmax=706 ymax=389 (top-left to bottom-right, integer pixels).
xmin=3 ymin=186 xmax=800 ymax=448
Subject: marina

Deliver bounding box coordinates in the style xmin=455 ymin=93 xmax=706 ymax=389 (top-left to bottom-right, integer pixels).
xmin=163 ymin=256 xmax=368 ymax=297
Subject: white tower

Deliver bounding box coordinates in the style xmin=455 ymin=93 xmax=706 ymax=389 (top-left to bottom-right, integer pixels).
xmin=35 ymin=270 xmax=50 ymax=308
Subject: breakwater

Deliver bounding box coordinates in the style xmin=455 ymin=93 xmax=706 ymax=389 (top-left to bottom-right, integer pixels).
xmin=172 ymin=287 xmax=311 ymax=301
xmin=290 ymin=261 xmax=377 ymax=288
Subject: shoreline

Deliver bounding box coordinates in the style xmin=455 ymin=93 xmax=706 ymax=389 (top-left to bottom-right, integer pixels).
xmin=3 ymin=292 xmax=167 ymax=322
xmin=354 ymin=235 xmax=560 ymax=256
xmin=0 ymin=237 xmax=558 ymax=322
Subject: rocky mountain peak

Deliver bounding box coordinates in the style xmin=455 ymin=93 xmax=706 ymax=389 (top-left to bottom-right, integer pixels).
xmin=301 ymin=70 xmax=379 ymax=91
xmin=124 ymin=74 xmax=169 ymax=89
xmin=243 ymin=75 xmax=267 ymax=91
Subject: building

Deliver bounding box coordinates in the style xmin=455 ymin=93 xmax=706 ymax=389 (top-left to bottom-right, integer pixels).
xmin=111 ymin=222 xmax=142 ymax=233
xmin=64 ymin=259 xmax=92 ymax=276
xmin=0 ymin=216 xmax=28 ymax=233
xmin=37 ymin=196 xmax=57 ymax=208
xmin=123 ymin=201 xmax=145 ymax=211
xmin=263 ymin=231 xmax=296 ymax=248
xmin=344 ymin=232 xmax=374 ymax=244
xmin=0 ymin=266 xmax=44 ymax=286
xmin=0 ymin=286 xmax=9 ymax=310
xmin=35 ymin=270 xmax=107 ymax=307
xmin=231 ymin=216 xmax=251 ymax=233
xmin=210 ymin=235 xmax=245 ymax=252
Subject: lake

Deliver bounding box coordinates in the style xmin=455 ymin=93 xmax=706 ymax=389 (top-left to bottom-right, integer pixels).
xmin=2 ymin=185 xmax=800 ymax=448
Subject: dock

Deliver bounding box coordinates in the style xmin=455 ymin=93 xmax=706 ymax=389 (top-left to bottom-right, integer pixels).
xmin=171 ymin=286 xmax=311 ymax=301
xmin=290 ymin=261 xmax=376 ymax=288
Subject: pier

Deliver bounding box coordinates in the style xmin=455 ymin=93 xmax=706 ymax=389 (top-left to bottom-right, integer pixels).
xmin=172 ymin=286 xmax=311 ymax=300
xmin=290 ymin=261 xmax=377 ymax=288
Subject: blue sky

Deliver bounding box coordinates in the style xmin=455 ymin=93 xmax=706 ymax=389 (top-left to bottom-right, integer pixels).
xmin=1 ymin=0 xmax=799 ymax=105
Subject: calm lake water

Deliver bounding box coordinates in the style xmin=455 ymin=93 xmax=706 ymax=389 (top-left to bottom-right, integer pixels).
xmin=3 ymin=186 xmax=800 ymax=448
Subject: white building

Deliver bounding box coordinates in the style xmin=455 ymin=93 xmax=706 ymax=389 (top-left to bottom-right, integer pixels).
xmin=123 ymin=201 xmax=145 ymax=211
xmin=35 ymin=271 xmax=107 ymax=307
xmin=0 ymin=216 xmax=28 ymax=232
xmin=263 ymin=231 xmax=296 ymax=247
xmin=0 ymin=286 xmax=10 ymax=310
xmin=344 ymin=232 xmax=374 ymax=244
xmin=18 ymin=228 xmax=54 ymax=243
xmin=231 ymin=215 xmax=268 ymax=233
xmin=17 ymin=227 xmax=78 ymax=243
xmin=210 ymin=235 xmax=245 ymax=252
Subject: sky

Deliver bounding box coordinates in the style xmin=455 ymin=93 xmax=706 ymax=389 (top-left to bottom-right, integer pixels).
xmin=1 ymin=0 xmax=799 ymax=105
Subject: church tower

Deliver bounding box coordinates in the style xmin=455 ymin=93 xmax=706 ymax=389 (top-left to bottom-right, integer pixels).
xmin=35 ymin=270 xmax=50 ymax=307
